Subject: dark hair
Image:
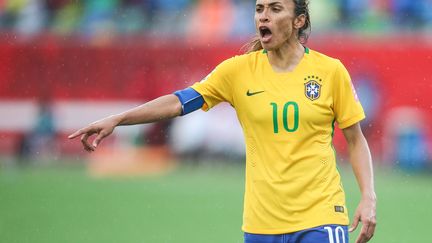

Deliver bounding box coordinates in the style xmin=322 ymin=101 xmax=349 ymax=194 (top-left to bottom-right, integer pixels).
xmin=243 ymin=0 xmax=311 ymax=53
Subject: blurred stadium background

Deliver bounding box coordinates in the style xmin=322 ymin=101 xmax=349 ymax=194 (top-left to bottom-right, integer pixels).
xmin=1 ymin=0 xmax=432 ymax=242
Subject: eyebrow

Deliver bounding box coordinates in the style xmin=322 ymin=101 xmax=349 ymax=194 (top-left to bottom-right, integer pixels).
xmin=256 ymin=1 xmax=283 ymax=7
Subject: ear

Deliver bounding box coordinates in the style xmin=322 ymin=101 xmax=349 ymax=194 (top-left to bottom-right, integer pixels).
xmin=293 ymin=14 xmax=306 ymax=30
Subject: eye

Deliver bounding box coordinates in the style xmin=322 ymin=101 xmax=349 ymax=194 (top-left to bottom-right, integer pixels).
xmin=272 ymin=7 xmax=282 ymax=12
xmin=256 ymin=6 xmax=263 ymax=13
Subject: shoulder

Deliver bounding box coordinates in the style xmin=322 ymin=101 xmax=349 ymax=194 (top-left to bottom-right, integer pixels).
xmin=307 ymin=49 xmax=350 ymax=80
xmin=308 ymin=49 xmax=344 ymax=70
xmin=216 ymin=51 xmax=262 ymax=74
xmin=222 ymin=51 xmax=261 ymax=65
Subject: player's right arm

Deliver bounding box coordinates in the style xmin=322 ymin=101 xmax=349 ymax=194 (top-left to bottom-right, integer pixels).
xmin=68 ymin=94 xmax=182 ymax=152
xmin=69 ymin=56 xmax=236 ymax=152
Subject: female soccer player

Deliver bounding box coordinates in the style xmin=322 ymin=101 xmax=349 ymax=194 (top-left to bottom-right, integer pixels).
xmin=69 ymin=0 xmax=376 ymax=242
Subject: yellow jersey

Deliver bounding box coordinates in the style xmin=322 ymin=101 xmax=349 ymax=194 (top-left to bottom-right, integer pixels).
xmin=190 ymin=48 xmax=365 ymax=234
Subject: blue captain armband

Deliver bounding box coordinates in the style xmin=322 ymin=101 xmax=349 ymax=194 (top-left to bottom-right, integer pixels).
xmin=173 ymin=88 xmax=205 ymax=116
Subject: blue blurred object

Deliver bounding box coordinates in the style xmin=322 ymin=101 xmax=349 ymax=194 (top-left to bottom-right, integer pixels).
xmin=395 ymin=128 xmax=429 ymax=171
xmin=230 ymin=0 xmax=255 ymax=37
xmin=338 ymin=0 xmax=370 ymax=25
xmin=355 ymin=74 xmax=380 ymax=128
xmin=383 ymin=107 xmax=431 ymax=172
xmin=391 ymin=0 xmax=432 ymax=28
xmin=80 ymin=0 xmax=119 ymax=37
xmin=153 ymin=0 xmax=191 ymax=11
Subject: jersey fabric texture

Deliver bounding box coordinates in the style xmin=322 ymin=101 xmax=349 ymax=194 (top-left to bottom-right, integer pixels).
xmin=190 ymin=48 xmax=365 ymax=234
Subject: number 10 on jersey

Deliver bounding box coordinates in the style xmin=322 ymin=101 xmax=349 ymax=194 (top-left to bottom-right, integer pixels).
xmin=270 ymin=102 xmax=299 ymax=133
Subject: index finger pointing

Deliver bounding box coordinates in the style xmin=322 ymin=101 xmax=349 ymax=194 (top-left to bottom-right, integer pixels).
xmin=68 ymin=128 xmax=89 ymax=139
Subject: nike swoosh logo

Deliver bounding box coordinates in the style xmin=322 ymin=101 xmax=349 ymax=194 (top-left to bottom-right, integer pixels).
xmin=246 ymin=90 xmax=265 ymax=96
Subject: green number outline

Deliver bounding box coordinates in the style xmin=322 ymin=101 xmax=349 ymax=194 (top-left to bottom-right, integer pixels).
xmin=271 ymin=102 xmax=299 ymax=133
xmin=283 ymin=102 xmax=299 ymax=132
xmin=270 ymin=102 xmax=279 ymax=133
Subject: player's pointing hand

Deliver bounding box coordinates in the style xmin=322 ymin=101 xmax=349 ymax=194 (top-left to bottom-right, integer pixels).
xmin=68 ymin=116 xmax=120 ymax=152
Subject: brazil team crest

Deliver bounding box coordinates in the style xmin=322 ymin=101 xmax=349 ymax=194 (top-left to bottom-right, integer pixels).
xmin=304 ymin=76 xmax=322 ymax=101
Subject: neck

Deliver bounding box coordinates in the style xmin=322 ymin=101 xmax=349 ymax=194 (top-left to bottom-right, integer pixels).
xmin=267 ymin=41 xmax=305 ymax=73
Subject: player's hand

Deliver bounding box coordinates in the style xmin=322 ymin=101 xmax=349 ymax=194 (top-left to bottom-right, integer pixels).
xmin=349 ymin=196 xmax=377 ymax=243
xmin=68 ymin=116 xmax=120 ymax=152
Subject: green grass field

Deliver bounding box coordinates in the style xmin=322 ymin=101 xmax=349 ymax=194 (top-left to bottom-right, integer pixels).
xmin=1 ymin=161 xmax=431 ymax=243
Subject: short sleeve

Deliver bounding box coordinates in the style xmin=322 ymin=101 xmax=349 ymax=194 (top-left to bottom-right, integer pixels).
xmin=332 ymin=61 xmax=366 ymax=129
xmin=190 ymin=57 xmax=236 ymax=111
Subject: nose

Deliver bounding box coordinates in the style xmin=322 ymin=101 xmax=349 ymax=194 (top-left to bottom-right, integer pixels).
xmin=258 ymin=9 xmax=270 ymax=23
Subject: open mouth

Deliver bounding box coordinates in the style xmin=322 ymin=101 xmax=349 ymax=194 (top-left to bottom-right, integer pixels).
xmin=259 ymin=26 xmax=272 ymax=42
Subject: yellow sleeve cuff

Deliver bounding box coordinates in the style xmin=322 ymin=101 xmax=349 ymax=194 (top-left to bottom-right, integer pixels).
xmin=338 ymin=112 xmax=366 ymax=129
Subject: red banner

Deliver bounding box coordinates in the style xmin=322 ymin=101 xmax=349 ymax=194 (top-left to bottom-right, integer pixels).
xmin=1 ymin=36 xmax=431 ymax=159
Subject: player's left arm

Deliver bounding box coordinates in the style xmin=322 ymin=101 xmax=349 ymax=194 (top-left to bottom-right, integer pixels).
xmin=342 ymin=122 xmax=377 ymax=243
